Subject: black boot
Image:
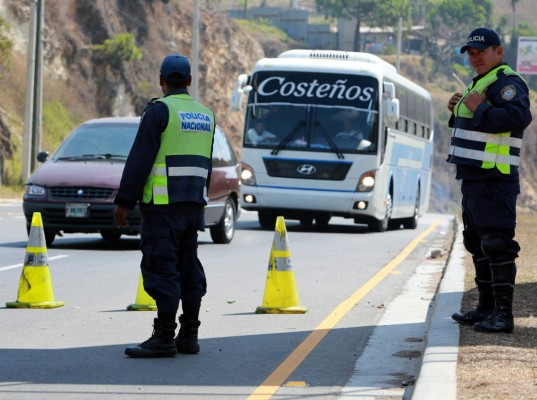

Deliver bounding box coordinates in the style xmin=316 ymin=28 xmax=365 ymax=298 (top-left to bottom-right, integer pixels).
xmin=125 ymin=318 xmax=178 ymax=358
xmin=452 ymin=258 xmax=493 ymax=325
xmin=175 ymin=315 xmax=201 ymax=354
xmin=474 ymin=263 xmax=515 ymax=333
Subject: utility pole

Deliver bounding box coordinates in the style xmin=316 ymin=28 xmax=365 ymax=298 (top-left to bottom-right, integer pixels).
xmin=396 ymin=17 xmax=402 ymax=72
xmin=191 ymin=0 xmax=199 ymax=101
xmin=22 ymin=0 xmax=44 ymax=181
xmin=33 ymin=0 xmax=44 ymax=168
xmin=243 ymin=0 xmax=248 ymax=19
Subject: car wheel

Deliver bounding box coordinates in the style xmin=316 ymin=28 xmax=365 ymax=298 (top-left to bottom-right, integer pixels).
xmin=44 ymin=229 xmax=56 ymax=247
xmin=100 ymin=230 xmax=122 ymax=241
xmin=26 ymin=224 xmax=56 ymax=247
xmin=210 ymin=199 xmax=236 ymax=244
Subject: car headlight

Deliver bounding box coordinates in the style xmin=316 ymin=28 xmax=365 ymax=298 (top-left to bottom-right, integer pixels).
xmin=25 ymin=184 xmax=46 ymax=196
xmin=240 ymin=162 xmax=256 ymax=186
xmin=356 ymin=170 xmax=376 ymax=192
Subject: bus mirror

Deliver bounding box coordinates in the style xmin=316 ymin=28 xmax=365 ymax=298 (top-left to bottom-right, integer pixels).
xmin=385 ymin=98 xmax=400 ymax=123
xmin=383 ymin=82 xmax=396 ymax=99
xmin=230 ymin=74 xmax=252 ymax=111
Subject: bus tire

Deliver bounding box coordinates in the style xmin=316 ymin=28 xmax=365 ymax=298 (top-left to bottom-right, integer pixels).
xmin=369 ymin=193 xmax=392 ymax=232
xmin=299 ymin=217 xmax=314 ymax=226
xmin=315 ymin=215 xmax=330 ymax=228
xmin=258 ymin=210 xmax=277 ymax=229
xmin=402 ymin=187 xmax=420 ymax=230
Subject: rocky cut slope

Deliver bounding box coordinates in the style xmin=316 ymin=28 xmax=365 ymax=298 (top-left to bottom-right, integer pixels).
xmin=0 ymin=0 xmax=264 ymax=153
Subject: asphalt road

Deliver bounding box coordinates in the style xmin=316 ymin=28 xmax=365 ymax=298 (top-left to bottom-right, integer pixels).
xmin=0 ymin=202 xmax=454 ymax=399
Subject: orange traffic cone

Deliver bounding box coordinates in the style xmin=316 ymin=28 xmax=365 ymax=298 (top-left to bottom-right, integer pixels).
xmin=127 ymin=273 xmax=157 ymax=311
xmin=256 ymin=216 xmax=307 ymax=314
xmin=6 ymin=212 xmax=64 ymax=309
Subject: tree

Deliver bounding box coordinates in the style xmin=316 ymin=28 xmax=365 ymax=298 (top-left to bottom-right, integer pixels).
xmin=511 ymin=0 xmax=519 ymax=34
xmin=424 ymin=0 xmax=493 ymax=73
xmin=315 ymin=0 xmax=409 ymax=52
xmin=316 ymin=0 xmax=375 ymax=51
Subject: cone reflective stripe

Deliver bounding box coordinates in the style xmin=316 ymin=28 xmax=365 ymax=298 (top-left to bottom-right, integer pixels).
xmin=127 ymin=273 xmax=157 ymax=311
xmin=6 ymin=212 xmax=64 ymax=309
xmin=256 ymin=216 xmax=307 ymax=314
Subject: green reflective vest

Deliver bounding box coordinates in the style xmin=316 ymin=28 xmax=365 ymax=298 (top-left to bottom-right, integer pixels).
xmin=142 ymin=94 xmax=215 ymax=205
xmin=448 ymin=65 xmax=523 ymax=174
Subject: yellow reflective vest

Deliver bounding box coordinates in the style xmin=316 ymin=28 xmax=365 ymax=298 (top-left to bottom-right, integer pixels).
xmin=142 ymin=94 xmax=215 ymax=205
xmin=447 ymin=65 xmax=524 ymax=174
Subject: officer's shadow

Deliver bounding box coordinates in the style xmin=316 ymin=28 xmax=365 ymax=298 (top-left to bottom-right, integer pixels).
xmin=456 ymin=280 xmax=537 ymax=348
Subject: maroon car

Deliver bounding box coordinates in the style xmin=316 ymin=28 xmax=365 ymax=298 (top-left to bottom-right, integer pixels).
xmin=23 ymin=117 xmax=240 ymax=245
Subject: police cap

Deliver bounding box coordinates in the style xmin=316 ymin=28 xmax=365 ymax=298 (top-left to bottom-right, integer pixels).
xmin=460 ymin=28 xmax=501 ymax=53
xmin=160 ymin=54 xmax=191 ymax=85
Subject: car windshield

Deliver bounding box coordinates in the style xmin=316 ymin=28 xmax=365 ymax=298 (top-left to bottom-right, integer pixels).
xmin=52 ymin=122 xmax=139 ymax=160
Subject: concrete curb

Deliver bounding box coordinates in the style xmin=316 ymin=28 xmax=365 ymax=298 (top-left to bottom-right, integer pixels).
xmin=412 ymin=220 xmax=465 ymax=399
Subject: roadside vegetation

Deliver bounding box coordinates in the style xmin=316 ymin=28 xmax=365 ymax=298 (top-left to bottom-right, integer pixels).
xmin=457 ymin=215 xmax=537 ymax=399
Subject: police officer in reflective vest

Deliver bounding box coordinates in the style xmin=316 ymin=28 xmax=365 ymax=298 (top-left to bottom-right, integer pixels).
xmin=447 ymin=28 xmax=532 ymax=333
xmin=114 ymin=54 xmax=215 ymax=357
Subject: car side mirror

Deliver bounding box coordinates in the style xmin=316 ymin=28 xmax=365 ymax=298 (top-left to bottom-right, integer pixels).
xmin=37 ymin=151 xmax=49 ymax=163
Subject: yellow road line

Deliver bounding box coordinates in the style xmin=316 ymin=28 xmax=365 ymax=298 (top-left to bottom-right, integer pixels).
xmin=248 ymin=220 xmax=441 ymax=399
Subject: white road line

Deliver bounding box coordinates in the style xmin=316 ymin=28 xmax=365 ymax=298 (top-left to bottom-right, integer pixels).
xmin=0 ymin=255 xmax=70 ymax=272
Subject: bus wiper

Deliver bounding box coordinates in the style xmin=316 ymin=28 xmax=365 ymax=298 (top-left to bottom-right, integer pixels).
xmin=314 ymin=121 xmax=345 ymax=159
xmin=271 ymin=120 xmax=306 ymax=156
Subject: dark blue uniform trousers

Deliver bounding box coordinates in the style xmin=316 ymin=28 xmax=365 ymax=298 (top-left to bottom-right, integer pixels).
xmin=140 ymin=205 xmax=207 ymax=314
xmin=461 ymin=178 xmax=519 ymax=289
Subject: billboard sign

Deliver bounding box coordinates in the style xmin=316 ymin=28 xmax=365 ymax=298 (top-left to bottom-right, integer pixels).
xmin=517 ymin=36 xmax=537 ymax=75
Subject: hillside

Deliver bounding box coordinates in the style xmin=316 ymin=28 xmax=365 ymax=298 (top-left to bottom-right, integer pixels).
xmin=0 ymin=0 xmax=264 ymax=160
xmin=0 ymin=0 xmax=536 ymax=213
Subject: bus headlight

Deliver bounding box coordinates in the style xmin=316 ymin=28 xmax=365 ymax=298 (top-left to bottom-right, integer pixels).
xmin=356 ymin=170 xmax=376 ymax=192
xmin=240 ymin=162 xmax=256 ymax=186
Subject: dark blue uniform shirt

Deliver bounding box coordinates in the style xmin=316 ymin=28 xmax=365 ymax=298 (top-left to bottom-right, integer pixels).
xmin=449 ymin=64 xmax=532 ymax=183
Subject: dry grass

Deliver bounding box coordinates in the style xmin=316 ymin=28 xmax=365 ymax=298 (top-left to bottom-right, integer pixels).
xmin=457 ymin=214 xmax=537 ymax=399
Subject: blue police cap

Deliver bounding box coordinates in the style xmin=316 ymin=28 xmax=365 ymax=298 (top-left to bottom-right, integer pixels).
xmin=160 ymin=54 xmax=191 ymax=85
xmin=460 ymin=28 xmax=501 ymax=53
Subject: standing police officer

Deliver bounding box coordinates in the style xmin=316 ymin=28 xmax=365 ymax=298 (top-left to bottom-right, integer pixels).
xmin=114 ymin=54 xmax=215 ymax=357
xmin=448 ymin=28 xmax=532 ymax=333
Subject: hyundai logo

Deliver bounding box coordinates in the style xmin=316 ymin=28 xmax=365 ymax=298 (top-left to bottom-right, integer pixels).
xmin=297 ymin=164 xmax=317 ymax=175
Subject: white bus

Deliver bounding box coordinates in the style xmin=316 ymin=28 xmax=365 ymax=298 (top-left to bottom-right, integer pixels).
xmin=230 ymin=50 xmax=433 ymax=232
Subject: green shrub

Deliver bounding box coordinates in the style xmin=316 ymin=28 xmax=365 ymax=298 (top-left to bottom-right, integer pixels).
xmin=235 ymin=18 xmax=294 ymax=43
xmin=91 ymin=33 xmax=142 ymax=70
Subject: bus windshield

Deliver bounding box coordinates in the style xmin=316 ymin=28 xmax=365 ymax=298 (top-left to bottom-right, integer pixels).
xmin=243 ymin=71 xmax=379 ymax=154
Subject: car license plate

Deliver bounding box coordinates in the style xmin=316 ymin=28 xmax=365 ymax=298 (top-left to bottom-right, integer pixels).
xmin=65 ymin=203 xmax=90 ymax=218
